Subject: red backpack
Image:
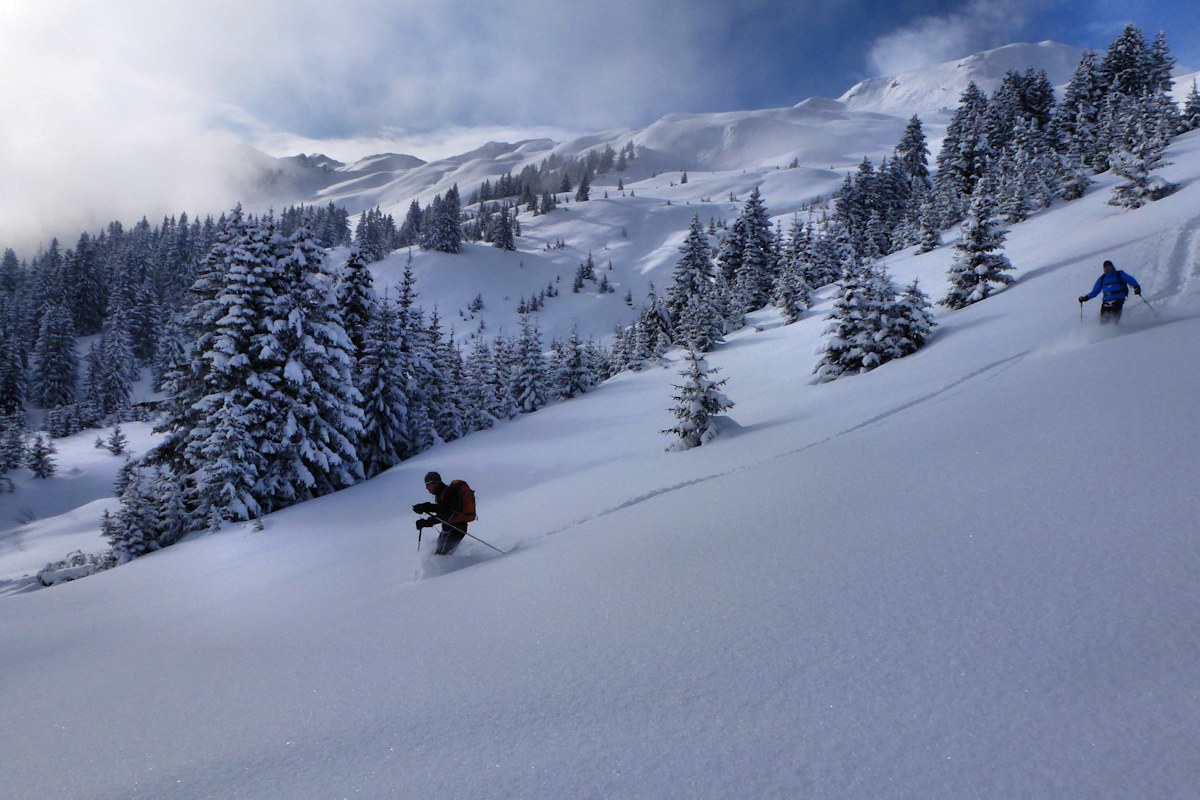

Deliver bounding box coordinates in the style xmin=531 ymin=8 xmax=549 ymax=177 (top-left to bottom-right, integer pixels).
xmin=448 ymin=479 xmax=477 ymax=523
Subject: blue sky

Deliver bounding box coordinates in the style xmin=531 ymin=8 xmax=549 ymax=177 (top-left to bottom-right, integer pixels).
xmin=0 ymin=0 xmax=1196 ymax=249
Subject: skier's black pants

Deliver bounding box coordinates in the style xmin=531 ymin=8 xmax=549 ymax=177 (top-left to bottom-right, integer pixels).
xmin=1100 ymin=298 xmax=1124 ymax=324
xmin=436 ymin=524 xmax=467 ymax=555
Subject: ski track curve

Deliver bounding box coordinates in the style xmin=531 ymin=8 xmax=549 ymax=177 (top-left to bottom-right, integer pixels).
xmin=538 ymin=351 xmax=1031 ymax=540
xmin=1153 ymin=214 xmax=1200 ymax=303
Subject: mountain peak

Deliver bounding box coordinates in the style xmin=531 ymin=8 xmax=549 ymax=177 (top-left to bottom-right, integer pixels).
xmin=838 ymin=40 xmax=1082 ymax=116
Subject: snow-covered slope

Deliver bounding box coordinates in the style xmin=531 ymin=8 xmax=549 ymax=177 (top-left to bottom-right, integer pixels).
xmin=2 ymin=96 xmax=1199 ymax=800
xmin=838 ymin=41 xmax=1083 ymax=116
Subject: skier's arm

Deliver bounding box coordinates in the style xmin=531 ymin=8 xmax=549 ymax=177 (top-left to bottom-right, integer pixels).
xmin=1083 ymin=276 xmax=1104 ymax=300
xmin=1121 ymin=272 xmax=1141 ymax=293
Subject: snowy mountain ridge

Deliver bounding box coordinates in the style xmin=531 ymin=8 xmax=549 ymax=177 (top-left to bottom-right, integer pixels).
xmin=260 ymin=41 xmax=1089 ymax=219
xmin=837 ymin=40 xmax=1083 ymax=116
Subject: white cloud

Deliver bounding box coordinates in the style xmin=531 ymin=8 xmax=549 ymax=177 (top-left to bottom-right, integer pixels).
xmin=867 ymin=0 xmax=1040 ymax=76
xmin=0 ymin=1 xmax=741 ymax=249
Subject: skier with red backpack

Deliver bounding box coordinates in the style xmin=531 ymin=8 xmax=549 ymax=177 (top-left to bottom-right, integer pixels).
xmin=412 ymin=471 xmax=477 ymax=555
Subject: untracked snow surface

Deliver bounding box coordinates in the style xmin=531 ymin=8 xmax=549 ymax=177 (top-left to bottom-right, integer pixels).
xmin=3 ymin=131 xmax=1200 ymax=799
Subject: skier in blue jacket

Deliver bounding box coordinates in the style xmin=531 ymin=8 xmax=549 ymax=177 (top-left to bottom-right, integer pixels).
xmin=1079 ymin=260 xmax=1141 ymax=324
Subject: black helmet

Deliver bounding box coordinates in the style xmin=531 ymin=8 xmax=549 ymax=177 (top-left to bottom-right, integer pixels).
xmin=423 ymin=471 xmax=442 ymax=485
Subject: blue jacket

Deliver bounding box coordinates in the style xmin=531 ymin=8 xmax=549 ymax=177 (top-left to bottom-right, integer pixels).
xmin=1085 ymin=270 xmax=1140 ymax=302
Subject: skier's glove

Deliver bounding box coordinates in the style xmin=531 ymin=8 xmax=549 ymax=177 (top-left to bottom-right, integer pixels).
xmin=1134 ymin=287 xmax=1141 ymax=295
xmin=1077 ymin=295 xmax=1087 ymax=303
xmin=416 ymin=518 xmax=436 ymax=530
xmin=413 ymin=502 xmax=437 ymax=514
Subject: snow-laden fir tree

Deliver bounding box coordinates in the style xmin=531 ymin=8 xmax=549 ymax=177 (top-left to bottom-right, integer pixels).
xmin=335 ymin=246 xmax=376 ymax=357
xmin=107 ymin=464 xmax=164 ymax=563
xmin=666 ymin=215 xmax=714 ymax=331
xmin=104 ymin=424 xmax=128 ymax=455
xmin=940 ymin=181 xmax=1014 ymax=310
xmin=732 ymin=187 xmax=777 ymax=311
xmin=675 ymin=289 xmax=725 ymax=353
xmin=1050 ymin=49 xmax=1103 ymax=170
xmin=512 ymin=314 xmax=549 ymax=414
xmin=773 ymin=223 xmax=814 ymax=324
xmin=894 ymin=115 xmax=932 ymax=191
xmin=26 ymin=433 xmax=57 ymax=479
xmin=1107 ymin=93 xmax=1176 ymax=210
xmin=662 ymin=349 xmax=734 ymax=452
xmin=30 ymin=301 xmax=78 ymax=409
xmin=0 ymin=415 xmax=26 ymax=474
xmin=485 ymin=337 xmax=521 ymax=421
xmin=83 ymin=312 xmax=138 ymax=422
xmin=935 ymin=81 xmax=992 ymax=216
xmin=813 ymin=257 xmax=899 ymax=383
xmin=390 ymin=256 xmax=438 ymax=455
xmin=256 ymin=223 xmax=365 ymax=507
xmin=421 ymin=187 xmax=464 ymax=254
xmin=425 ymin=308 xmax=466 ymax=443
xmin=552 ymin=326 xmax=594 ymax=400
xmin=1183 ymin=80 xmax=1200 ymax=131
xmin=0 ymin=301 xmax=28 ymax=416
xmin=492 ymin=205 xmax=517 ymax=251
xmin=460 ymin=340 xmax=499 ymax=434
xmin=888 ymin=279 xmax=937 ymax=359
xmin=355 ymin=293 xmax=413 ymax=478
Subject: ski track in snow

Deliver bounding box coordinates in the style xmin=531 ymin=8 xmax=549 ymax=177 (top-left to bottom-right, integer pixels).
xmin=1157 ymin=213 xmax=1200 ymax=303
xmin=540 ymin=351 xmax=1031 ymax=539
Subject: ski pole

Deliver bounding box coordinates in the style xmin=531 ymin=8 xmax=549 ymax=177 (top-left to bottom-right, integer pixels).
xmin=1139 ymin=293 xmax=1159 ymax=316
xmin=1079 ymin=299 xmax=1084 ymax=323
xmin=423 ymin=515 xmax=509 ymax=555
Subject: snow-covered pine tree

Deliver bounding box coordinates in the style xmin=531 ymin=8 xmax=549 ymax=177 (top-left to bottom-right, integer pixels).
xmin=662 ymin=349 xmax=734 ymax=452
xmin=492 ymin=205 xmax=517 ymax=251
xmin=1108 ymin=94 xmax=1176 ymax=209
xmin=460 ymin=340 xmax=498 ymax=434
xmin=0 ymin=415 xmax=26 ymax=474
xmin=395 ymin=268 xmax=437 ymax=455
xmin=108 ymin=464 xmax=164 ymax=563
xmin=83 ymin=312 xmax=137 ymax=422
xmin=398 ymin=200 xmax=423 ymax=247
xmin=512 ymin=314 xmax=548 ymax=413
xmin=895 ymin=115 xmax=932 ymax=191
xmin=105 ymin=423 xmax=128 ymax=455
xmin=486 ymin=337 xmax=521 ymax=421
xmin=335 ymin=246 xmax=376 ymax=358
xmin=913 ymin=190 xmax=944 ymax=253
xmin=773 ymin=223 xmax=814 ymax=325
xmin=934 ymin=82 xmax=992 ymax=217
xmin=256 ymin=223 xmax=364 ymax=508
xmin=425 ymin=308 xmax=465 ymax=444
xmin=1183 ymin=80 xmax=1200 ymax=131
xmin=889 ymin=279 xmax=937 ymax=358
xmin=151 ymin=318 xmax=187 ymax=393
xmin=194 ymin=392 xmax=265 ymax=528
xmin=552 ymin=326 xmax=593 ymax=400
xmin=941 ymin=181 xmax=1014 ymax=309
xmin=26 ymin=433 xmax=57 ymax=478
xmin=0 ymin=301 xmax=28 ymax=416
xmin=30 ymin=301 xmax=78 ymax=409
xmin=1051 ymin=50 xmax=1103 ymax=170
xmin=1099 ymin=23 xmax=1153 ymax=99
xmin=421 ymin=188 xmax=464 ymax=254
xmin=813 ymin=257 xmax=897 ymax=383
xmin=674 ymin=288 xmax=724 ymax=353
xmin=356 ymin=293 xmax=412 ymax=477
